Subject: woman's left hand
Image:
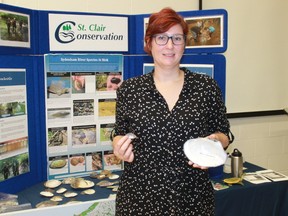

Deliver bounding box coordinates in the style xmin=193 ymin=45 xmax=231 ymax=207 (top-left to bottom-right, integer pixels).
xmin=188 ymin=161 xmax=208 ymax=170
xmin=206 ymin=132 xmax=229 ymax=149
xmin=187 ymin=132 xmax=229 ymax=169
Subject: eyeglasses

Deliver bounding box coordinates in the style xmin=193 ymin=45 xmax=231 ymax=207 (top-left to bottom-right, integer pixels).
xmin=153 ymin=34 xmax=186 ymax=45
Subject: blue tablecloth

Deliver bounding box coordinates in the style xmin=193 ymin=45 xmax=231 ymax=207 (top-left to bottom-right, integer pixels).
xmin=16 ymin=164 xmax=288 ymax=216
xmin=214 ymin=162 xmax=288 ymax=216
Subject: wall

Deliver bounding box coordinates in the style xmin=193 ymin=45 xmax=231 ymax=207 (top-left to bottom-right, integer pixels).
xmin=228 ymin=115 xmax=288 ymax=176
xmin=1 ymin=0 xmax=288 ymax=174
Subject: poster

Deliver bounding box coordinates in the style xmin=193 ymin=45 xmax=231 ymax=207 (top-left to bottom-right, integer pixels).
xmin=0 ymin=9 xmax=30 ymax=48
xmin=0 ymin=68 xmax=29 ymax=182
xmin=45 ymin=54 xmax=123 ymax=180
xmin=48 ymin=13 xmax=128 ymax=52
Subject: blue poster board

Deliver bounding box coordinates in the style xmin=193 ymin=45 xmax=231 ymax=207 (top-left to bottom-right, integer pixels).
xmin=0 ymin=4 xmax=228 ymax=193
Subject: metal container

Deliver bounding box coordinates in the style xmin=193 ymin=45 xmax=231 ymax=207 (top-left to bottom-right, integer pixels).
xmin=231 ymin=148 xmax=243 ymax=178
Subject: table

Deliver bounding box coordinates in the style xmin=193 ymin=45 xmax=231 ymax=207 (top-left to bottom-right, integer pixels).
xmin=16 ymin=171 xmax=122 ymax=208
xmin=13 ymin=163 xmax=288 ymax=216
xmin=214 ymin=162 xmax=288 ymax=216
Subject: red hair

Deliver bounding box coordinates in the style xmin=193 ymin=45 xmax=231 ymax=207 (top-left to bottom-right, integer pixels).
xmin=144 ymin=7 xmax=188 ymax=55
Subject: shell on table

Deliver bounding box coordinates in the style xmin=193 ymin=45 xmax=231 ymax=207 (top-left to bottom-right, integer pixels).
xmin=44 ymin=179 xmax=62 ymax=188
xmin=96 ymin=180 xmax=116 ymax=187
xmin=36 ymin=200 xmax=59 ymax=208
xmin=89 ymin=172 xmax=106 ymax=180
xmin=100 ymin=170 xmax=112 ymax=176
xmin=62 ymin=177 xmax=75 ymax=184
xmin=81 ymin=189 xmax=95 ymax=195
xmin=64 ymin=191 xmax=78 ymax=198
xmin=70 ymin=178 xmax=94 ymax=189
xmin=40 ymin=190 xmax=54 ymax=197
xmin=108 ymin=173 xmax=120 ymax=180
xmin=50 ymin=195 xmax=63 ymax=202
xmin=56 ymin=187 xmax=67 ymax=194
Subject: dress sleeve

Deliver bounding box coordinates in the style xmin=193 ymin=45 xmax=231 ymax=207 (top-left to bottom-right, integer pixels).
xmin=207 ymin=79 xmax=233 ymax=143
xmin=113 ymin=82 xmax=130 ymax=137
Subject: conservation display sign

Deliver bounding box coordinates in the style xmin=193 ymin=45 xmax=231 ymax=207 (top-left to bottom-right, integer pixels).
xmin=44 ymin=54 xmax=123 ymax=179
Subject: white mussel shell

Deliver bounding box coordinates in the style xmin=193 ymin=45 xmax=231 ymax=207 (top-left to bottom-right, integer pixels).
xmin=40 ymin=191 xmax=54 ymax=197
xmin=107 ymin=185 xmax=119 ymax=192
xmin=64 ymin=191 xmax=78 ymax=198
xmin=71 ymin=178 xmax=94 ymax=189
xmin=50 ymin=196 xmax=63 ymax=202
xmin=44 ymin=179 xmax=62 ymax=188
xmin=100 ymin=170 xmax=111 ymax=176
xmin=108 ymin=173 xmax=119 ymax=180
xmin=90 ymin=172 xmax=106 ymax=180
xmin=56 ymin=187 xmax=67 ymax=194
xmin=126 ymin=132 xmax=137 ymax=139
xmin=81 ymin=189 xmax=95 ymax=195
xmin=96 ymin=180 xmax=114 ymax=187
xmin=62 ymin=177 xmax=74 ymax=184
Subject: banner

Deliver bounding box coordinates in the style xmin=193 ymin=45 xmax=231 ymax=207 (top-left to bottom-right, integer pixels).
xmin=48 ymin=14 xmax=128 ymax=52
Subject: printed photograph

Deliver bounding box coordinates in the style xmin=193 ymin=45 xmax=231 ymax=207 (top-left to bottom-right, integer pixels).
xmin=98 ymin=98 xmax=116 ymax=117
xmin=0 ymin=101 xmax=26 ymax=118
xmin=72 ymin=125 xmax=96 ymax=146
xmin=47 ymin=107 xmax=71 ymax=120
xmin=96 ymin=72 xmax=122 ymax=91
xmin=0 ymin=10 xmax=30 ymax=47
xmin=185 ymin=15 xmax=223 ymax=48
xmin=0 ymin=153 xmax=29 ymax=182
xmin=48 ymin=127 xmax=68 ymax=147
xmin=103 ymin=150 xmax=122 ymax=170
xmin=46 ymin=72 xmax=71 ymax=99
xmin=100 ymin=123 xmax=114 ymax=145
xmin=48 ymin=155 xmax=68 ymax=175
xmin=73 ymin=99 xmax=94 ymax=117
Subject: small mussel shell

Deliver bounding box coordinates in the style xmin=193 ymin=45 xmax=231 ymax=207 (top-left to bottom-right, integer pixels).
xmin=36 ymin=200 xmax=58 ymax=208
xmin=126 ymin=132 xmax=137 ymax=139
xmin=70 ymin=178 xmax=94 ymax=189
xmin=40 ymin=190 xmax=54 ymax=197
xmin=100 ymin=170 xmax=112 ymax=176
xmin=108 ymin=173 xmax=120 ymax=180
xmin=56 ymin=187 xmax=67 ymax=194
xmin=62 ymin=177 xmax=75 ymax=184
xmin=107 ymin=185 xmax=119 ymax=192
xmin=81 ymin=189 xmax=95 ymax=195
xmin=50 ymin=195 xmax=63 ymax=202
xmin=96 ymin=180 xmax=114 ymax=187
xmin=44 ymin=179 xmax=62 ymax=188
xmin=64 ymin=191 xmax=78 ymax=198
xmin=90 ymin=172 xmax=106 ymax=180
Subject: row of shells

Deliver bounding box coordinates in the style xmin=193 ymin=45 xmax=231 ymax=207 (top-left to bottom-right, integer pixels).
xmin=37 ymin=170 xmax=119 ymax=208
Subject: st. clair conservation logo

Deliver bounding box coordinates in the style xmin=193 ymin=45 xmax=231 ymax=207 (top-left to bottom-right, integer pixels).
xmin=54 ymin=21 xmax=124 ymax=44
xmin=55 ymin=21 xmax=76 ymax=44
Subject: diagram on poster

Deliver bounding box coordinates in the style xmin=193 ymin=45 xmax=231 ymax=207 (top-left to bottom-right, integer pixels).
xmin=44 ymin=54 xmax=124 ymax=180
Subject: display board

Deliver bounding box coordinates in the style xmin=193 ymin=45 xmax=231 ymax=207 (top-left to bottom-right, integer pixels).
xmin=0 ymin=4 xmax=38 ymax=54
xmin=0 ymin=4 xmax=228 ymax=193
xmin=0 ymin=55 xmax=46 ymax=193
xmin=44 ymin=54 xmax=123 ymax=180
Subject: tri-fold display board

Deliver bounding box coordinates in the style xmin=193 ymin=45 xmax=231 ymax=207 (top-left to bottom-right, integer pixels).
xmin=0 ymin=3 xmax=227 ymax=193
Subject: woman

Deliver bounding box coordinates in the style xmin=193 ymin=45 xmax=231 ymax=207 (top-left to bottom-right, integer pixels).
xmin=112 ymin=7 xmax=233 ymax=215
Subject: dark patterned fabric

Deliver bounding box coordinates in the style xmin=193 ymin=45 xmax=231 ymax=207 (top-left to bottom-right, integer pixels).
xmin=114 ymin=68 xmax=230 ymax=215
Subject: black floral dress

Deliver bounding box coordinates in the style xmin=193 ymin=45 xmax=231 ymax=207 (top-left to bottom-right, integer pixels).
xmin=114 ymin=68 xmax=231 ymax=215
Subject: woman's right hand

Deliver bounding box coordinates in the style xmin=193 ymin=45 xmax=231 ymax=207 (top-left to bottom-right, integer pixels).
xmin=112 ymin=135 xmax=134 ymax=162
